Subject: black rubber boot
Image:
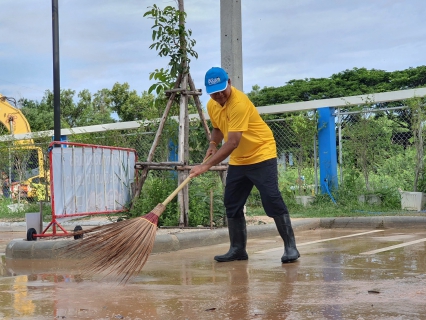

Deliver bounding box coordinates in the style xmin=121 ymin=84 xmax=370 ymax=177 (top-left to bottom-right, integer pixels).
xmin=273 ymin=215 xmax=300 ymax=263
xmin=214 ymin=217 xmax=248 ymax=262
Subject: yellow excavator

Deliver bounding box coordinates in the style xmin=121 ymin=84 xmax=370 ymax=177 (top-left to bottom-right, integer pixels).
xmin=0 ymin=94 xmax=48 ymax=202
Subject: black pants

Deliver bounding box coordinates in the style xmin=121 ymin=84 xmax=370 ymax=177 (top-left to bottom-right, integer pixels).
xmin=224 ymin=158 xmax=289 ymax=219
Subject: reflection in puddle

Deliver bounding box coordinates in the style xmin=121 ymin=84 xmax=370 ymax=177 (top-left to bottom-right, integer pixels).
xmin=0 ymin=228 xmax=425 ymax=319
xmin=13 ymin=275 xmax=35 ymax=317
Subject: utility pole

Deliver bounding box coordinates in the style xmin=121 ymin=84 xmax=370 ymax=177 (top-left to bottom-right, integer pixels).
xmin=220 ymin=0 xmax=243 ymax=91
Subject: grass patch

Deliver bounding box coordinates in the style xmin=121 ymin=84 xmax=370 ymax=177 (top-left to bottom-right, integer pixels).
xmin=0 ymin=200 xmax=52 ymax=222
xmin=245 ymin=193 xmax=423 ymax=219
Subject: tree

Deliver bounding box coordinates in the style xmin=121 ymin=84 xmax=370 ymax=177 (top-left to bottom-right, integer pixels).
xmin=144 ymin=3 xmax=198 ymax=94
xmin=249 ymin=66 xmax=426 ymax=160
xmin=108 ymin=83 xmax=159 ymax=121
xmin=248 ymin=66 xmax=426 ymax=107
xmin=91 ymin=88 xmax=116 ymax=124
xmin=20 ymin=89 xmax=115 ymax=131
xmin=20 ymin=97 xmax=54 ymax=132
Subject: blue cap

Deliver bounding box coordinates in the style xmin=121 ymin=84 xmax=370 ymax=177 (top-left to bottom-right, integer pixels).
xmin=205 ymin=67 xmax=229 ymax=94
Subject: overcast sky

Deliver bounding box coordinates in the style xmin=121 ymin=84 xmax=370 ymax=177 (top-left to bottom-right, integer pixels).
xmin=1 ymin=0 xmax=425 ymax=110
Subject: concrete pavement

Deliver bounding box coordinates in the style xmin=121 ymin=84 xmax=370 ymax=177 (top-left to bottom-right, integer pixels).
xmin=3 ymin=219 xmax=426 ymax=319
xmin=4 ymin=215 xmax=426 ymax=260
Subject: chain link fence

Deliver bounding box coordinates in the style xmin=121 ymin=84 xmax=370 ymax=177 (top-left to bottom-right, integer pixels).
xmin=337 ymin=104 xmax=422 ymax=199
xmin=0 ymin=142 xmax=50 ymax=203
xmin=1 ymin=103 xmax=424 ymax=218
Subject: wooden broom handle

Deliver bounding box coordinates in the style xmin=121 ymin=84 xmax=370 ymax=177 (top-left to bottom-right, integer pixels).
xmin=161 ymin=156 xmax=211 ymax=206
xmin=162 ymin=175 xmax=193 ymax=206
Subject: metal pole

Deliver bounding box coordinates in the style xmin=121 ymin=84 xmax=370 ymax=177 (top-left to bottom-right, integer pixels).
xmin=313 ymin=133 xmax=318 ymax=194
xmin=338 ymin=107 xmax=343 ymax=184
xmin=52 ymin=0 xmax=61 ymax=142
xmin=318 ymin=107 xmax=338 ymax=192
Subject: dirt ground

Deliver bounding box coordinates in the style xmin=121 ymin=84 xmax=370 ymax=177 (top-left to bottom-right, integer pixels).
xmin=245 ymin=215 xmax=274 ymax=225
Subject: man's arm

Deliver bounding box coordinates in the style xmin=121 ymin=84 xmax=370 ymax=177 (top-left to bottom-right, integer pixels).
xmin=203 ymin=128 xmax=223 ymax=160
xmin=210 ymin=127 xmax=224 ymax=145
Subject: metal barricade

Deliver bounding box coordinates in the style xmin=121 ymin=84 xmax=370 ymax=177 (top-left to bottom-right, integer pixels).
xmin=27 ymin=142 xmax=137 ymax=240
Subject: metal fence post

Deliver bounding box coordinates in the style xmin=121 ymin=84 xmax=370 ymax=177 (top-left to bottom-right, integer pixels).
xmin=318 ymin=107 xmax=338 ymax=193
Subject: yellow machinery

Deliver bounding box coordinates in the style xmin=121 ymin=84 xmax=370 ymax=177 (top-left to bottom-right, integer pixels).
xmin=0 ymin=94 xmax=48 ymax=201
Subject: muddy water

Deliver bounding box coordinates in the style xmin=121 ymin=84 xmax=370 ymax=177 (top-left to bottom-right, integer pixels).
xmin=1 ymin=228 xmax=426 ymax=319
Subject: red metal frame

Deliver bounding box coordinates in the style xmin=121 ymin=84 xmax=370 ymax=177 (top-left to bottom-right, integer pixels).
xmin=32 ymin=141 xmax=138 ymax=239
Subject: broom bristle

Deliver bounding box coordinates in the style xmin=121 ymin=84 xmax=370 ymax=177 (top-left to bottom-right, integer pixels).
xmin=63 ymin=203 xmax=166 ymax=284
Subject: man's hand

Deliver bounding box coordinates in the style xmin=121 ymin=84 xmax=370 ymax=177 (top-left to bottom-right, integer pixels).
xmin=190 ymin=163 xmax=210 ymax=178
xmin=190 ymin=152 xmax=214 ymax=178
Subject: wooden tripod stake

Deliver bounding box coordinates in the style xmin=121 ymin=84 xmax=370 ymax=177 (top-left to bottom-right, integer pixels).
xmin=133 ymin=0 xmax=212 ymax=227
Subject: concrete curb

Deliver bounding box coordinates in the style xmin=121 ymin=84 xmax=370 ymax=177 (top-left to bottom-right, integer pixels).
xmin=0 ymin=220 xmax=113 ymax=233
xmin=4 ymin=218 xmax=319 ymax=260
xmin=5 ymin=216 xmax=426 ymax=260
xmin=152 ymin=218 xmax=319 ymax=253
xmin=318 ymin=216 xmax=426 ymax=229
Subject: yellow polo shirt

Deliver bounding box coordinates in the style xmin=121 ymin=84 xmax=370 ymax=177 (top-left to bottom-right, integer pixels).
xmin=207 ymin=87 xmax=277 ymax=165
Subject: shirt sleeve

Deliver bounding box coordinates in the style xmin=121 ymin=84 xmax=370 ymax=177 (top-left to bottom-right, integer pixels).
xmin=207 ymin=100 xmax=218 ymax=129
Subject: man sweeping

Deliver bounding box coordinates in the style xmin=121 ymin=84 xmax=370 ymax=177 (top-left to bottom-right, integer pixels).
xmin=190 ymin=67 xmax=300 ymax=263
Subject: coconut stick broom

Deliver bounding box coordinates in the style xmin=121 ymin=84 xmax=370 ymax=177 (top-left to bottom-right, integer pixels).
xmin=63 ymin=174 xmax=194 ymax=284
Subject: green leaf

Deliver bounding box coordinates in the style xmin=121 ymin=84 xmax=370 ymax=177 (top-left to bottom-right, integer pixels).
xmin=148 ymin=84 xmax=157 ymax=94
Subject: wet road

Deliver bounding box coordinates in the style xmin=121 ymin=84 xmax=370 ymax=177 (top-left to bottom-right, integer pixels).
xmin=1 ymin=228 xmax=426 ymax=319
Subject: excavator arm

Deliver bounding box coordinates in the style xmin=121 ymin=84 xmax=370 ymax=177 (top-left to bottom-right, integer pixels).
xmin=0 ymin=94 xmax=48 ymax=202
xmin=0 ymin=94 xmax=33 ymax=141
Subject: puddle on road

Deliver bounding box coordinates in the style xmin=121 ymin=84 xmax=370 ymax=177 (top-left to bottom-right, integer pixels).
xmin=0 ymin=229 xmax=425 ymax=319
